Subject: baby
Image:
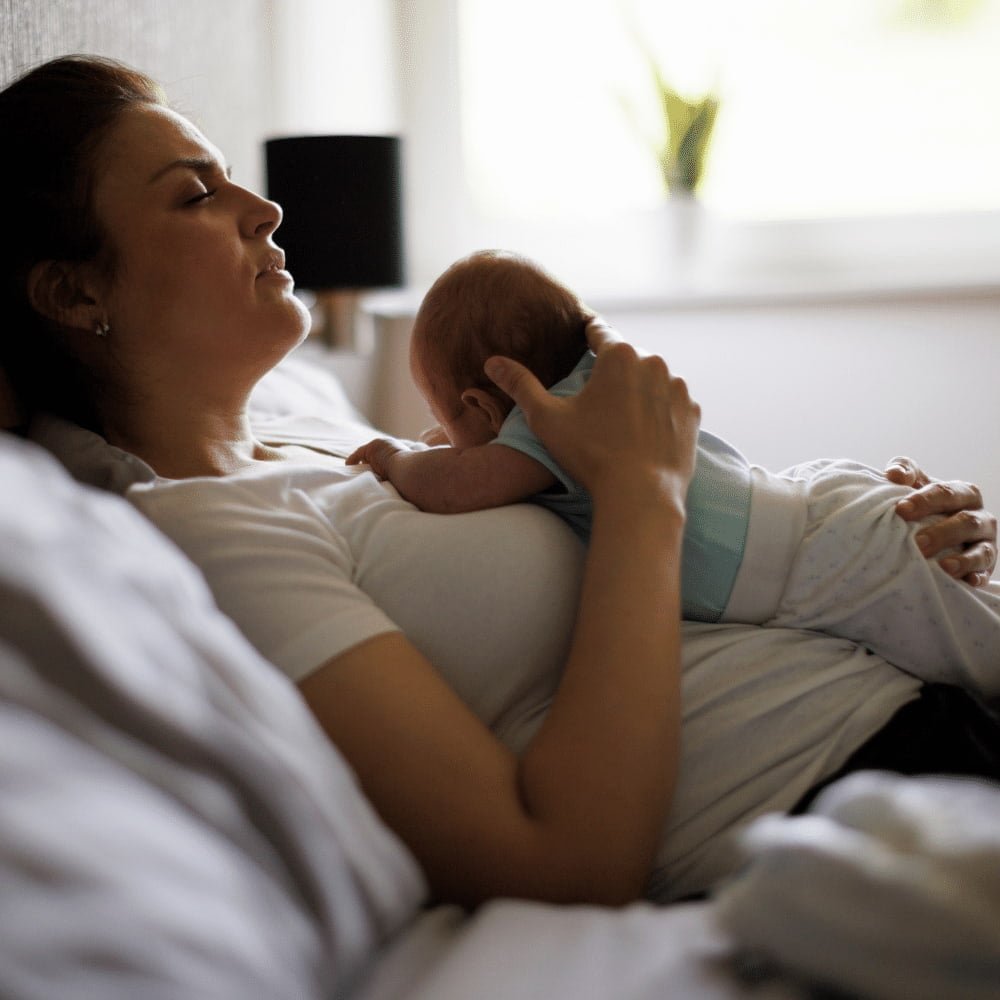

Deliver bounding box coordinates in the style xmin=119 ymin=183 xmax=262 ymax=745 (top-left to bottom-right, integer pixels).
xmin=348 ymin=250 xmax=1000 ymax=701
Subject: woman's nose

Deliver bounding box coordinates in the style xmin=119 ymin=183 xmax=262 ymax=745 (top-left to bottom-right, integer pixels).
xmin=243 ymin=189 xmax=282 ymax=239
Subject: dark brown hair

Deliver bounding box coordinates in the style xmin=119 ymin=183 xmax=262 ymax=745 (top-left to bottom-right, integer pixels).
xmin=0 ymin=55 xmax=166 ymax=428
xmin=413 ymin=250 xmax=591 ymax=413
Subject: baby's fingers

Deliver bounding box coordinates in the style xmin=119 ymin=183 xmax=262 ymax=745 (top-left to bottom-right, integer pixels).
xmin=346 ymin=437 xmax=401 ymax=477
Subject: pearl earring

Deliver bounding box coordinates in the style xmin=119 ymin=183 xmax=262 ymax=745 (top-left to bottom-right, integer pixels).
xmin=95 ymin=321 xmax=110 ymax=338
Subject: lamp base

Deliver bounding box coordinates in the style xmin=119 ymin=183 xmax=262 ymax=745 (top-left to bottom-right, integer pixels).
xmin=312 ymin=290 xmax=373 ymax=351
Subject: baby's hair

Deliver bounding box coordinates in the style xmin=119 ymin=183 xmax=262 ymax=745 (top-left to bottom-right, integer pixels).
xmin=412 ymin=250 xmax=592 ymax=414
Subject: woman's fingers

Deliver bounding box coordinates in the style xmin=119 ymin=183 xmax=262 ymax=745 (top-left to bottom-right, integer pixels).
xmin=883 ymin=455 xmax=931 ymax=489
xmin=485 ymin=330 xmax=700 ymax=497
xmin=939 ymin=541 xmax=997 ymax=586
xmin=584 ymin=316 xmax=624 ymax=354
xmin=894 ymin=478 xmax=997 ymax=585
xmin=483 ymin=355 xmax=550 ymax=420
xmin=896 ymin=478 xmax=984 ymax=522
xmin=917 ymin=507 xmax=997 ymax=584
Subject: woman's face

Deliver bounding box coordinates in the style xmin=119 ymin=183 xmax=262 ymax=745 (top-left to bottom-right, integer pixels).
xmin=90 ymin=103 xmax=310 ymax=397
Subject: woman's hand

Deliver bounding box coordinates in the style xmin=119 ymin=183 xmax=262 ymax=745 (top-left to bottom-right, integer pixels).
xmin=484 ymin=318 xmax=701 ymax=506
xmin=885 ymin=456 xmax=997 ymax=586
xmin=483 ymin=318 xmax=696 ymax=898
xmin=305 ymin=319 xmax=701 ymax=907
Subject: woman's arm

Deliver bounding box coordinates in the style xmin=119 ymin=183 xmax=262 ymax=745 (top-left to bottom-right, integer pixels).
xmin=300 ymin=325 xmax=699 ymax=908
xmin=886 ymin=456 xmax=998 ymax=586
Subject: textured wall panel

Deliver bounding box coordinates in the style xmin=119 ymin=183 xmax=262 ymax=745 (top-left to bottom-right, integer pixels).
xmin=1 ymin=0 xmax=273 ymax=190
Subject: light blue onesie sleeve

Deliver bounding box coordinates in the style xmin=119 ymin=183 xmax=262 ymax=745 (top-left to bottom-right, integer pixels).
xmin=493 ymin=351 xmax=753 ymax=622
xmin=492 ymin=352 xmax=596 ymax=541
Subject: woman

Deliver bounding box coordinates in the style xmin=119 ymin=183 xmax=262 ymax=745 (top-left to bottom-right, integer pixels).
xmin=2 ymin=55 xmax=996 ymax=908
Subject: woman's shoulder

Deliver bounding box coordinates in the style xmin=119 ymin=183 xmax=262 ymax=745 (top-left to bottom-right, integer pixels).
xmin=126 ymin=456 xmax=390 ymax=539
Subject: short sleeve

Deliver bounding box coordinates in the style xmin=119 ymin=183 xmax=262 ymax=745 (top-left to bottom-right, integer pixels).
xmin=492 ymin=351 xmax=595 ymax=497
xmin=128 ymin=477 xmax=400 ymax=682
xmin=492 ymin=408 xmax=575 ymax=493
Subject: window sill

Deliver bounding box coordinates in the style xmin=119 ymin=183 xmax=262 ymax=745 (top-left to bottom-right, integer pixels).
xmin=396 ymin=207 xmax=1000 ymax=315
xmin=367 ymin=262 xmax=1000 ymax=322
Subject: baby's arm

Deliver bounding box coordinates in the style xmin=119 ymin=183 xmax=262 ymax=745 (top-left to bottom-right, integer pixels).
xmin=346 ymin=438 xmax=557 ymax=514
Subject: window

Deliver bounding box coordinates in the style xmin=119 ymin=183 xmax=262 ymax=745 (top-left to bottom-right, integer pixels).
xmin=391 ymin=0 xmax=1000 ymax=292
xmin=458 ymin=0 xmax=1000 ymax=221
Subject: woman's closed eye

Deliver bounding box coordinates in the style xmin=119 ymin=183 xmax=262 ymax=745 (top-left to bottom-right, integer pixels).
xmin=184 ymin=187 xmax=216 ymax=205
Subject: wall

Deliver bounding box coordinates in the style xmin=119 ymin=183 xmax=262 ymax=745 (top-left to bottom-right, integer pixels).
xmin=603 ymin=290 xmax=1000 ymax=511
xmin=1 ymin=0 xmax=272 ymax=192
xmin=268 ymin=0 xmax=398 ymax=136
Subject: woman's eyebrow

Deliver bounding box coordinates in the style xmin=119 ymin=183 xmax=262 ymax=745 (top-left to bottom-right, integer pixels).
xmin=147 ymin=156 xmax=233 ymax=184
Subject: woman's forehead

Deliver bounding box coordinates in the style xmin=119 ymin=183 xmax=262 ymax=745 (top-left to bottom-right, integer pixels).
xmin=98 ymin=104 xmax=224 ymax=186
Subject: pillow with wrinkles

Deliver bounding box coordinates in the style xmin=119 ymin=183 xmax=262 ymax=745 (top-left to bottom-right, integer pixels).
xmin=0 ymin=431 xmax=426 ymax=1000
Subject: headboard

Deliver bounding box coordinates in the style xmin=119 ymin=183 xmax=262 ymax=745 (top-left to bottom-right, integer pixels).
xmin=1 ymin=0 xmax=272 ymax=193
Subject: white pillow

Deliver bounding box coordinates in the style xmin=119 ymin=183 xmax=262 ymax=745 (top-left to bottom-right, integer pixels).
xmin=0 ymin=432 xmax=425 ymax=999
xmin=250 ymin=338 xmax=369 ymax=424
xmin=29 ymin=341 xmax=377 ymax=491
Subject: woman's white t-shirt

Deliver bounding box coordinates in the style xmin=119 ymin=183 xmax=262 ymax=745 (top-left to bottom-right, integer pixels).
xmin=127 ymin=448 xmax=920 ymax=901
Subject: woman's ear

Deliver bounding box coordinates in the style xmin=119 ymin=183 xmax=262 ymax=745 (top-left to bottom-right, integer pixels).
xmin=460 ymin=387 xmax=509 ymax=435
xmin=26 ymin=260 xmax=104 ymax=332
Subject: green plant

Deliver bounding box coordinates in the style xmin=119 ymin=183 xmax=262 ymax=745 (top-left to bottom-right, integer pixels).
xmin=648 ymin=61 xmax=720 ymax=196
xmin=620 ymin=34 xmax=721 ymax=198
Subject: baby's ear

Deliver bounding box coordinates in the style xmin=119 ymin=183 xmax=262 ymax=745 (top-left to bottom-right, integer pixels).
xmin=460 ymin=387 xmax=508 ymax=435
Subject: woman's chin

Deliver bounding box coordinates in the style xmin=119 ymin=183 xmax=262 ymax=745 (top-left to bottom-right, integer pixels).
xmin=290 ymin=297 xmax=312 ymax=342
xmin=272 ymin=295 xmax=313 ymax=346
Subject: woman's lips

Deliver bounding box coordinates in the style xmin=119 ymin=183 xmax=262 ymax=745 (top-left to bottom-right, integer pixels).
xmin=256 ymin=267 xmax=293 ymax=282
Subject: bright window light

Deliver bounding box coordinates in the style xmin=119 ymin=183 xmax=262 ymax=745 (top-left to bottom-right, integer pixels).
xmin=459 ymin=0 xmax=1000 ymax=221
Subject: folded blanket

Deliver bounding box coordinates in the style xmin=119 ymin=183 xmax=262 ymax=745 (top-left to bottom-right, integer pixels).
xmin=714 ymin=770 xmax=1000 ymax=1000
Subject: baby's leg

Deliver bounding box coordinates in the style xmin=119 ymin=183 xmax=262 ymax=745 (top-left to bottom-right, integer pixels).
xmin=767 ymin=459 xmax=1000 ymax=701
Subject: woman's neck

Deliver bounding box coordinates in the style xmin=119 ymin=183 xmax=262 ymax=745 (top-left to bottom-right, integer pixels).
xmin=101 ymin=398 xmax=280 ymax=479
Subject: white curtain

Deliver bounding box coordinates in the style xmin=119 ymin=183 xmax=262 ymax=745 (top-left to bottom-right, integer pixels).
xmin=267 ymin=0 xmax=400 ymax=136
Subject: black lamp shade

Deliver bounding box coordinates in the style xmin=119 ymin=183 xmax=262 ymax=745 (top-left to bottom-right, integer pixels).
xmin=264 ymin=135 xmax=404 ymax=291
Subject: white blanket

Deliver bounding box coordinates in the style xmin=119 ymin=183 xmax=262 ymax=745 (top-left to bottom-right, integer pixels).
xmin=355 ymin=901 xmax=805 ymax=1000
xmin=716 ymin=770 xmax=1000 ymax=1000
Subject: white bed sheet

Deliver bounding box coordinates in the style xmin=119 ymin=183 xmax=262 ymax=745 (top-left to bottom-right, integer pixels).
xmin=355 ymin=901 xmax=804 ymax=1000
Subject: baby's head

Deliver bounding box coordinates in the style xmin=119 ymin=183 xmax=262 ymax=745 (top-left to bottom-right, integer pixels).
xmin=410 ymin=250 xmax=591 ymax=449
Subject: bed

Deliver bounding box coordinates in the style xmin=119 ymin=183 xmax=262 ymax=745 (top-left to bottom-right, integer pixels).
xmin=3 ymin=339 xmax=999 ymax=1000
xmin=7 ymin=0 xmax=1000 ymax=990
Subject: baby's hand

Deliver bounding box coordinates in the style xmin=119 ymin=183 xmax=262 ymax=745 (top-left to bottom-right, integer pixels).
xmin=346 ymin=437 xmax=408 ymax=480
xmin=418 ymin=424 xmax=451 ymax=446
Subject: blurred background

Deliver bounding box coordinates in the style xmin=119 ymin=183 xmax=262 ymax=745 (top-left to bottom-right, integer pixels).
xmin=3 ymin=0 xmax=999 ymax=502
xmin=263 ymin=0 xmax=1000 ymax=295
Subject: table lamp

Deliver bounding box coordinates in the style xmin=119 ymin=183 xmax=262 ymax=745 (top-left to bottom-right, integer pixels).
xmin=264 ymin=135 xmax=404 ymax=348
